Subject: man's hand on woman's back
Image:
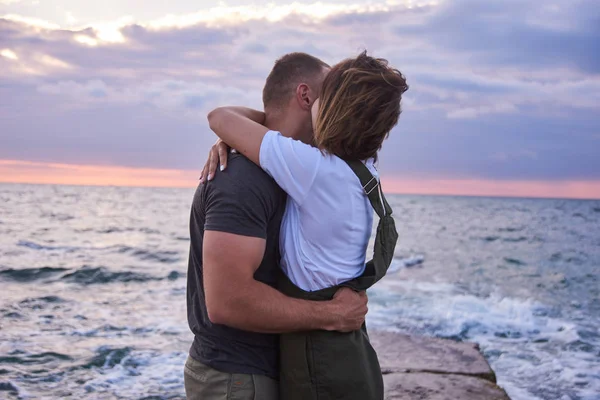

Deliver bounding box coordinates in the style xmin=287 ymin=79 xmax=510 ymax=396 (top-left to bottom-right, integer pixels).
xmin=323 ymin=288 xmax=368 ymax=332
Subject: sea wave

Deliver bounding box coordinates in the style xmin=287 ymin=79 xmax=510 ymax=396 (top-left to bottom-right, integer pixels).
xmin=79 ymin=349 xmax=186 ymax=398
xmin=368 ymin=279 xmax=600 ymax=400
xmin=0 ymin=266 xmax=182 ymax=285
xmin=388 ymin=254 xmax=425 ymax=273
xmin=16 ymin=241 xmax=182 ymax=264
xmin=61 ymin=266 xmax=159 ymax=285
xmin=0 ymin=267 xmax=69 ymax=282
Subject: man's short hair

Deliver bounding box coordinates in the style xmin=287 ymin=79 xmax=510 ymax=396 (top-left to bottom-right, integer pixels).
xmin=262 ymin=52 xmax=330 ymax=109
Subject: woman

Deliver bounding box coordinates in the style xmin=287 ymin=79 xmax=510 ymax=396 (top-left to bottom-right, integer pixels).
xmin=207 ymin=51 xmax=408 ymax=400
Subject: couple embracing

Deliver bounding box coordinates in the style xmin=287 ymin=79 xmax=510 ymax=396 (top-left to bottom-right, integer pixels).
xmin=185 ymin=51 xmax=408 ymax=400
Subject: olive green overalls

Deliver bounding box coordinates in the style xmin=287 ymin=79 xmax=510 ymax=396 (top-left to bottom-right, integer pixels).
xmin=278 ymin=160 xmax=399 ymax=400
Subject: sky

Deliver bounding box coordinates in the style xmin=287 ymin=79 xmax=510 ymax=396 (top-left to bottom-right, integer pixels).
xmin=1 ymin=0 xmax=599 ymax=199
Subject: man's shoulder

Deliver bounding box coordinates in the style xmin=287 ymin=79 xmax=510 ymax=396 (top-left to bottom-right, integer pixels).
xmin=227 ymin=152 xmax=264 ymax=173
xmin=211 ymin=153 xmax=284 ymax=198
xmin=225 ymin=153 xmax=279 ymax=186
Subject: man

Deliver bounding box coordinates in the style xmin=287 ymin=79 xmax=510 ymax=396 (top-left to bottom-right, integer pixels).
xmin=185 ymin=53 xmax=369 ymax=400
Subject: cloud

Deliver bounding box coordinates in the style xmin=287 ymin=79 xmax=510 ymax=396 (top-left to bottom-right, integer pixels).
xmin=0 ymin=0 xmax=599 ymax=185
xmin=2 ymin=159 xmax=599 ymax=200
xmin=446 ymin=103 xmax=518 ymax=119
xmin=0 ymin=47 xmax=17 ymax=59
xmin=490 ymin=150 xmax=538 ymax=162
xmin=35 ymin=78 xmax=261 ymax=114
xmin=394 ymin=0 xmax=600 ymax=73
xmin=381 ymin=176 xmax=600 ymax=200
xmin=0 ymin=159 xmax=199 ymax=187
xmin=0 ymin=13 xmax=59 ymax=29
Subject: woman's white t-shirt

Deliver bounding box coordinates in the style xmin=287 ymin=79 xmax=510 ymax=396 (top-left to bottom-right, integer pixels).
xmin=259 ymin=130 xmax=377 ymax=292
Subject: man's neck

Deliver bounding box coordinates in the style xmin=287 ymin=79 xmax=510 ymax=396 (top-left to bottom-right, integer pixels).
xmin=264 ymin=113 xmax=303 ymax=140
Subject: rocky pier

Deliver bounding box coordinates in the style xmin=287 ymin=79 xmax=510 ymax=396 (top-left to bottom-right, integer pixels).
xmin=370 ymin=331 xmax=511 ymax=400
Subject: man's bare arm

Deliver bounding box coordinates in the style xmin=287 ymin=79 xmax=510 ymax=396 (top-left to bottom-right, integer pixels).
xmin=203 ymin=230 xmax=367 ymax=333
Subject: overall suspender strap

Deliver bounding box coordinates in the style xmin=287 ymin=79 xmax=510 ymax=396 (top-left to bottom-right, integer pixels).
xmin=343 ymin=160 xmax=393 ymax=218
xmin=343 ymin=159 xmax=399 ymax=288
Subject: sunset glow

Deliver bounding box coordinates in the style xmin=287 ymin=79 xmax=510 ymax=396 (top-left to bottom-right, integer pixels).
xmin=0 ymin=160 xmax=198 ymax=189
xmin=381 ymin=176 xmax=600 ymax=200
xmin=1 ymin=160 xmax=598 ymax=200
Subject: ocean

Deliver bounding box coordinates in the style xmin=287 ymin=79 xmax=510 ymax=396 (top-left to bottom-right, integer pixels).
xmin=0 ymin=183 xmax=598 ymax=400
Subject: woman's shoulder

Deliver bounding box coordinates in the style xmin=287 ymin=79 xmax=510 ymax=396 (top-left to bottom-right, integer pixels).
xmin=324 ymin=156 xmax=379 ymax=176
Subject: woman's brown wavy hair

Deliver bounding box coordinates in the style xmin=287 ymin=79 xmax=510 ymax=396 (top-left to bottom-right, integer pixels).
xmin=314 ymin=51 xmax=408 ymax=161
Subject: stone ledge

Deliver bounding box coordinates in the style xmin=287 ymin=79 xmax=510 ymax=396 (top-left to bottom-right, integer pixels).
xmin=370 ymin=331 xmax=510 ymax=399
xmin=383 ymin=372 xmax=510 ymax=400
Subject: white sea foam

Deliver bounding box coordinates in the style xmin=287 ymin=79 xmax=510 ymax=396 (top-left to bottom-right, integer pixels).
xmin=387 ymin=254 xmax=425 ymax=273
xmin=83 ymin=350 xmax=187 ymax=398
xmin=367 ymin=278 xmax=600 ymax=400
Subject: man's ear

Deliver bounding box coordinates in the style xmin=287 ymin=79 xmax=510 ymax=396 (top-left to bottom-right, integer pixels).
xmin=295 ymin=83 xmax=311 ymax=111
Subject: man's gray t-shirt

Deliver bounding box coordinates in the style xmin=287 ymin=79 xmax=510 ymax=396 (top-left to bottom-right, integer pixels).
xmin=186 ymin=153 xmax=286 ymax=379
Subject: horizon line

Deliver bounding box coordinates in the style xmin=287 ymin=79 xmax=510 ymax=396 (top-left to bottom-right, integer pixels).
xmin=1 ymin=180 xmax=599 ymax=202
xmin=1 ymin=159 xmax=599 ymax=201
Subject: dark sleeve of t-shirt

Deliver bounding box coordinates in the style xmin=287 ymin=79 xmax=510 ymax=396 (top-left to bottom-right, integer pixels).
xmin=203 ymin=158 xmax=277 ymax=239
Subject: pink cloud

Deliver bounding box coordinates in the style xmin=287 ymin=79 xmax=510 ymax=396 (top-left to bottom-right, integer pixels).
xmin=2 ymin=159 xmax=598 ymax=200
xmin=381 ymin=176 xmax=600 ymax=200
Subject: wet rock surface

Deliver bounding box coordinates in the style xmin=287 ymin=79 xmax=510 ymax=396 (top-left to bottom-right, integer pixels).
xmin=371 ymin=331 xmax=510 ymax=400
